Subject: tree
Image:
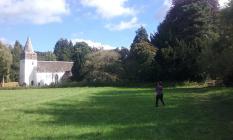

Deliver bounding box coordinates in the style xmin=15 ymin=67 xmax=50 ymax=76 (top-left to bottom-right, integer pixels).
xmin=151 ymin=0 xmax=219 ymax=81
xmin=172 ymin=0 xmax=219 ymax=11
xmin=71 ymin=42 xmax=92 ymax=81
xmin=152 ymin=0 xmax=219 ymax=48
xmin=54 ymin=39 xmax=73 ymax=61
xmin=126 ymin=27 xmax=157 ymax=82
xmin=133 ymin=27 xmax=150 ymax=44
xmin=37 ymin=51 xmax=56 ymax=61
xmin=219 ymin=0 xmax=233 ymax=48
xmin=10 ymin=41 xmax=23 ymax=81
xmin=115 ymin=47 xmax=129 ymax=61
xmin=82 ymin=50 xmax=123 ymax=82
xmin=114 ymin=47 xmax=130 ymax=80
xmin=0 ymin=42 xmax=13 ymax=83
xmin=199 ymin=0 xmax=233 ymax=85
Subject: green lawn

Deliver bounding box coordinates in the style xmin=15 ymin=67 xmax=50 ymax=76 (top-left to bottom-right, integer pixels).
xmin=0 ymin=87 xmax=232 ymax=140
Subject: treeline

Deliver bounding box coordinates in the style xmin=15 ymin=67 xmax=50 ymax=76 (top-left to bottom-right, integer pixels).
xmin=53 ymin=27 xmax=156 ymax=83
xmin=69 ymin=0 xmax=233 ymax=84
xmin=0 ymin=0 xmax=232 ymax=85
xmin=150 ymin=0 xmax=233 ymax=85
xmin=0 ymin=41 xmax=22 ymax=82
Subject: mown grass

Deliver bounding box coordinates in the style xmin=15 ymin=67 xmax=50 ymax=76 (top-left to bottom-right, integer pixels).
xmin=0 ymin=87 xmax=232 ymax=140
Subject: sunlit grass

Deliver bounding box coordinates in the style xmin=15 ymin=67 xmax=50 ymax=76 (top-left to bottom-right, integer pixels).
xmin=0 ymin=87 xmax=232 ymax=140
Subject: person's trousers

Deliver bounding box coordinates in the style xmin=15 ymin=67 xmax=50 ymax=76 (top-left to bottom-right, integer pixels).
xmin=156 ymin=94 xmax=165 ymax=107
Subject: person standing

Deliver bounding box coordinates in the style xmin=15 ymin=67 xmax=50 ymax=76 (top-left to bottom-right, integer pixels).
xmin=155 ymin=81 xmax=165 ymax=107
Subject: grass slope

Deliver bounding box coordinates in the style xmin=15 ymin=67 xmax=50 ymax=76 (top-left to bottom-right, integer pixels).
xmin=0 ymin=87 xmax=232 ymax=140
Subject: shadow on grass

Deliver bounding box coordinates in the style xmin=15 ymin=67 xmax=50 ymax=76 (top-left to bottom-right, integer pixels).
xmin=20 ymin=87 xmax=233 ymax=140
xmin=165 ymin=87 xmax=227 ymax=94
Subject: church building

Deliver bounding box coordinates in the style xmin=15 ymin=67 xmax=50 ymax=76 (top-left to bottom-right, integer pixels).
xmin=20 ymin=37 xmax=73 ymax=86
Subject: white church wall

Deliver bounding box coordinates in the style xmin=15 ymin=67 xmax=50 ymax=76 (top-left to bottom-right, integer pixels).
xmin=37 ymin=72 xmax=65 ymax=86
xmin=20 ymin=59 xmax=37 ymax=86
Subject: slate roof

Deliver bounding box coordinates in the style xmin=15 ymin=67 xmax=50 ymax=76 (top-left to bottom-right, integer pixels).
xmin=37 ymin=61 xmax=74 ymax=73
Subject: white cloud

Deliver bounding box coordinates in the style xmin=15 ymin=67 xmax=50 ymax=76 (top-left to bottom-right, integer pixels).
xmin=80 ymin=0 xmax=135 ymax=19
xmin=72 ymin=38 xmax=115 ymax=50
xmin=105 ymin=17 xmax=140 ymax=31
xmin=0 ymin=37 xmax=8 ymax=44
xmin=219 ymin=0 xmax=230 ymax=8
xmin=79 ymin=0 xmax=140 ymax=31
xmin=0 ymin=37 xmax=13 ymax=46
xmin=0 ymin=0 xmax=70 ymax=24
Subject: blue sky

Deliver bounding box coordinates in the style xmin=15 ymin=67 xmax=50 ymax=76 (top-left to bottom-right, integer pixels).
xmin=0 ymin=0 xmax=228 ymax=51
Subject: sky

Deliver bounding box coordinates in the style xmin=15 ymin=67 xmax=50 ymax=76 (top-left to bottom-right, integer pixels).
xmin=0 ymin=0 xmax=230 ymax=51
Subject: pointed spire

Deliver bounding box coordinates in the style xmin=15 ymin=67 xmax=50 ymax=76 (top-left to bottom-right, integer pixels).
xmin=24 ymin=37 xmax=34 ymax=52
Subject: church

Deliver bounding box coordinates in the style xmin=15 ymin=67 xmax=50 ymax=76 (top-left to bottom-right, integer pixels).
xmin=20 ymin=38 xmax=73 ymax=86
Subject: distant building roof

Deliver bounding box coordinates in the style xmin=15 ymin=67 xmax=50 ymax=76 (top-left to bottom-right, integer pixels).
xmin=37 ymin=61 xmax=73 ymax=73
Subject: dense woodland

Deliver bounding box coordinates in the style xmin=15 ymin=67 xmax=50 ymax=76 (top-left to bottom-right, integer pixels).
xmin=0 ymin=0 xmax=232 ymax=85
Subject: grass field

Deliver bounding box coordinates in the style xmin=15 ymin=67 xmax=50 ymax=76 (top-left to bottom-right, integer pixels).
xmin=0 ymin=87 xmax=232 ymax=140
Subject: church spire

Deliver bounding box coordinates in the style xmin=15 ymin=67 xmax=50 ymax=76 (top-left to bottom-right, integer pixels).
xmin=24 ymin=37 xmax=34 ymax=52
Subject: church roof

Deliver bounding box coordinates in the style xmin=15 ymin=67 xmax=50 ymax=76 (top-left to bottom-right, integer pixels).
xmin=37 ymin=61 xmax=73 ymax=73
xmin=24 ymin=37 xmax=34 ymax=52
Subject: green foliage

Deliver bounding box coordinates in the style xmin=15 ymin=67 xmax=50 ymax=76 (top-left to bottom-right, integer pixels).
xmin=200 ymin=0 xmax=233 ymax=85
xmin=54 ymin=38 xmax=73 ymax=61
xmin=71 ymin=42 xmax=92 ymax=81
xmin=133 ymin=26 xmax=149 ymax=44
xmin=0 ymin=87 xmax=232 ymax=139
xmin=37 ymin=51 xmax=56 ymax=61
xmin=217 ymin=48 xmax=233 ymax=84
xmin=219 ymin=0 xmax=233 ymax=48
xmin=126 ymin=27 xmax=157 ymax=82
xmin=153 ymin=0 xmax=219 ymax=47
xmin=151 ymin=0 xmax=219 ymax=81
xmin=9 ymin=41 xmax=23 ymax=82
xmin=172 ymin=0 xmax=219 ymax=12
xmin=220 ymin=0 xmax=233 ymax=84
xmin=0 ymin=42 xmax=13 ymax=82
xmin=82 ymin=50 xmax=123 ymax=82
xmin=156 ymin=40 xmax=207 ymax=81
xmin=115 ymin=47 xmax=129 ymax=61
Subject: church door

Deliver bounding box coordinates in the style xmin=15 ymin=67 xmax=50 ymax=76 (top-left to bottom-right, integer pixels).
xmin=31 ymin=81 xmax=34 ymax=86
xmin=55 ymin=74 xmax=59 ymax=84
